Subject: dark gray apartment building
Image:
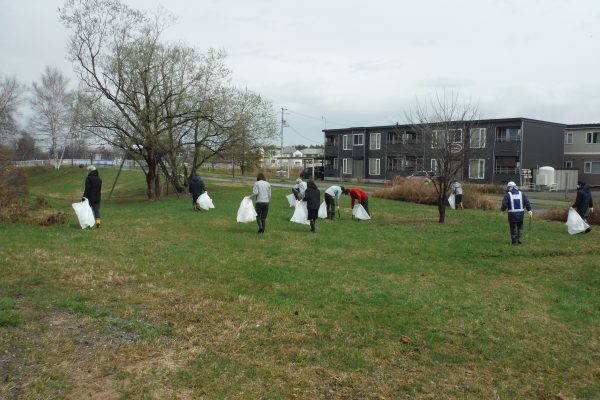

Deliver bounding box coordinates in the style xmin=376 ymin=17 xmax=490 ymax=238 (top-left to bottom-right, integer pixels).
xmin=323 ymin=118 xmax=565 ymax=185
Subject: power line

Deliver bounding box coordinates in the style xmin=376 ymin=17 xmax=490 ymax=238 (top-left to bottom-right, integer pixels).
xmin=286 ymin=124 xmax=321 ymax=144
xmin=286 ymin=109 xmax=355 ymax=129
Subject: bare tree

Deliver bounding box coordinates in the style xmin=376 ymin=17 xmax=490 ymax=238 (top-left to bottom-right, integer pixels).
xmin=60 ymin=0 xmax=277 ymax=199
xmin=14 ymin=131 xmax=40 ymax=160
xmin=29 ymin=66 xmax=75 ymax=169
xmin=0 ymin=74 xmax=24 ymax=145
xmin=405 ymin=91 xmax=479 ymax=223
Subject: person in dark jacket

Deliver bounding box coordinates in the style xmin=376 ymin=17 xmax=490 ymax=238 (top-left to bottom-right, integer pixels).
xmin=500 ymin=181 xmax=532 ymax=245
xmin=303 ymin=180 xmax=321 ymax=233
xmin=188 ymin=174 xmax=207 ymax=210
xmin=83 ymin=165 xmax=102 ymax=228
xmin=572 ymin=180 xmax=594 ymax=232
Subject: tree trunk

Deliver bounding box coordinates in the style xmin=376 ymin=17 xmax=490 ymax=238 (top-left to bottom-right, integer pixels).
xmin=146 ymin=160 xmax=161 ymax=200
xmin=438 ymin=196 xmax=446 ymax=223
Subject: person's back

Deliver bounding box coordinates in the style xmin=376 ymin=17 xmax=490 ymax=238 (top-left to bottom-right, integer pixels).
xmin=189 ymin=175 xmax=206 ymax=197
xmin=304 ymin=181 xmax=320 ymax=210
xmin=84 ymin=168 xmax=102 ymax=204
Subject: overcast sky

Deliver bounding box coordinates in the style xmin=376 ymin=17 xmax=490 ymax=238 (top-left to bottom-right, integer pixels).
xmin=2 ymin=0 xmax=600 ymax=146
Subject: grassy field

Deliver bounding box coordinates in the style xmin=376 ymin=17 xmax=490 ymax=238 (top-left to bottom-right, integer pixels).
xmin=1 ymin=167 xmax=599 ymax=399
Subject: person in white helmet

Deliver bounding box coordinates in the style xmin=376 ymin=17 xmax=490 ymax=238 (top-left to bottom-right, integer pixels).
xmin=500 ymin=181 xmax=532 ymax=245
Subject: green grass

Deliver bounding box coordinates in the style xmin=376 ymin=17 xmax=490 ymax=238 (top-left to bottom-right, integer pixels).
xmin=1 ymin=166 xmax=599 ymax=399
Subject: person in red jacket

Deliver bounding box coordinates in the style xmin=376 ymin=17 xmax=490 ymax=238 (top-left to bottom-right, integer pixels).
xmin=343 ymin=187 xmax=370 ymax=216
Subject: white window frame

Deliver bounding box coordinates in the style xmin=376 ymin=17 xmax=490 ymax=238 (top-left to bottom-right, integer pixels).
xmin=353 ymin=134 xmax=364 ymax=146
xmin=586 ymin=132 xmax=600 ymax=144
xmin=369 ymin=158 xmax=380 ymax=175
xmin=564 ymin=161 xmax=573 ymax=168
xmin=369 ymin=132 xmax=381 ymax=150
xmin=469 ymin=159 xmax=485 ymax=179
xmin=584 ymin=161 xmax=600 ymax=174
xmin=470 ymin=128 xmax=486 ymax=148
xmin=564 ymin=132 xmax=573 ymax=145
xmin=342 ymin=158 xmax=352 ymax=174
xmin=343 ymin=135 xmax=351 ymax=150
xmin=430 ymin=159 xmax=438 ymax=174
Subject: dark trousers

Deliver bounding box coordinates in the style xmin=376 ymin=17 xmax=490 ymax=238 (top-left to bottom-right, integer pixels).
xmin=90 ymin=202 xmax=101 ymax=219
xmin=360 ymin=199 xmax=370 ymax=216
xmin=325 ymin=193 xmax=337 ymax=219
xmin=255 ymin=202 xmax=269 ymax=233
xmin=509 ymin=220 xmax=523 ymax=244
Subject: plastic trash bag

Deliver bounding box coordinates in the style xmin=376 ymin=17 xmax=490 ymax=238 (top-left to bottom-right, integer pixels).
xmin=197 ymin=192 xmax=215 ymax=210
xmin=352 ymin=204 xmax=371 ymax=220
xmin=318 ymin=201 xmax=328 ymax=219
xmin=448 ymin=194 xmax=456 ymax=210
xmin=566 ymin=208 xmax=590 ymax=235
xmin=72 ymin=198 xmax=96 ymax=229
xmin=286 ymin=193 xmax=296 ymax=208
xmin=236 ymin=196 xmax=257 ymax=223
xmin=290 ymin=200 xmax=310 ymax=224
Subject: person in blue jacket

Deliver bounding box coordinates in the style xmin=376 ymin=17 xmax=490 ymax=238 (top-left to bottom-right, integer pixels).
xmin=500 ymin=181 xmax=532 ymax=245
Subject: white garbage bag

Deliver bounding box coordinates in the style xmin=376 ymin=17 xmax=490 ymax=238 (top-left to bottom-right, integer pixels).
xmin=318 ymin=201 xmax=328 ymax=219
xmin=448 ymin=194 xmax=456 ymax=210
xmin=566 ymin=208 xmax=590 ymax=235
xmin=286 ymin=193 xmax=296 ymax=208
xmin=236 ymin=196 xmax=257 ymax=223
xmin=72 ymin=198 xmax=96 ymax=229
xmin=197 ymin=192 xmax=215 ymax=210
xmin=352 ymin=204 xmax=371 ymax=220
xmin=290 ymin=200 xmax=310 ymax=225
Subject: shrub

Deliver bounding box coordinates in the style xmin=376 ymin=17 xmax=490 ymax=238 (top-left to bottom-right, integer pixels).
xmin=540 ymin=208 xmax=598 ymax=225
xmin=374 ymin=180 xmax=498 ymax=211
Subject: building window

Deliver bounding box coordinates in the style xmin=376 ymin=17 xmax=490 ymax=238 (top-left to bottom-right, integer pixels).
xmin=470 ymin=128 xmax=486 ymax=148
xmin=325 ymin=135 xmax=337 ymax=146
xmin=369 ymin=158 xmax=380 ymax=175
xmin=387 ymin=157 xmax=402 ymax=171
xmin=342 ymin=158 xmax=352 ymax=174
xmin=430 ymin=159 xmax=438 ymax=174
xmin=353 ymin=134 xmax=364 ymax=146
xmin=564 ymin=161 xmax=573 ymax=168
xmin=432 ymin=129 xmax=462 ymax=148
xmin=584 ymin=161 xmax=600 ymax=174
xmin=387 ymin=131 xmax=402 ymax=144
xmin=343 ymin=135 xmax=351 ymax=150
xmin=469 ymin=159 xmax=485 ymax=179
xmin=496 ymin=128 xmax=521 ymax=142
xmin=586 ymin=132 xmax=600 ymax=144
xmin=564 ymin=132 xmax=573 ymax=145
xmin=369 ymin=133 xmax=381 ymax=150
xmin=404 ymin=131 xmax=419 ymax=144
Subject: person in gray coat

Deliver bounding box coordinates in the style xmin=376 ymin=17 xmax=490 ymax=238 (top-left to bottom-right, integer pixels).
xmin=250 ymin=172 xmax=272 ymax=234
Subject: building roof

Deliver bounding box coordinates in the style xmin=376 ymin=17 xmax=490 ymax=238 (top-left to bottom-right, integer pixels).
xmin=565 ymin=123 xmax=600 ymax=129
xmin=323 ymin=117 xmax=566 ymax=133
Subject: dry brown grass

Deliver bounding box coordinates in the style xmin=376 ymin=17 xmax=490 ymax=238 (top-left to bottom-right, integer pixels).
xmin=373 ymin=180 xmax=497 ymax=210
xmin=541 ymin=208 xmax=599 ymax=225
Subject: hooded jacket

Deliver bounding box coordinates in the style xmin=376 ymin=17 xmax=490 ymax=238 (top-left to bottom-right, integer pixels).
xmin=573 ymin=184 xmax=593 ymax=217
xmin=83 ymin=170 xmax=102 ymax=204
xmin=303 ymin=181 xmax=321 ymax=211
xmin=188 ymin=175 xmax=206 ymax=197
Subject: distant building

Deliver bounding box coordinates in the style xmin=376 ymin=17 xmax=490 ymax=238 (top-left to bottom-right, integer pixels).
xmin=323 ymin=117 xmax=565 ymax=185
xmin=564 ymin=123 xmax=600 ymax=186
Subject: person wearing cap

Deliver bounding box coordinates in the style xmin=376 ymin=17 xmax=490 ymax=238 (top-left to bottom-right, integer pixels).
xmin=188 ymin=174 xmax=207 ymax=211
xmin=343 ymin=187 xmax=370 ymax=217
xmin=572 ymin=180 xmax=594 ymax=232
xmin=324 ymin=185 xmax=344 ymax=220
xmin=292 ymin=178 xmax=307 ymax=200
xmin=500 ymin=181 xmax=532 ymax=245
xmin=82 ymin=165 xmax=102 ymax=228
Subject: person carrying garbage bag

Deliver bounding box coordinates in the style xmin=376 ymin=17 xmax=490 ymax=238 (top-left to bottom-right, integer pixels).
xmin=500 ymin=181 xmax=532 ymax=245
xmin=324 ymin=185 xmax=344 ymax=220
xmin=303 ymin=180 xmax=321 ymax=233
xmin=343 ymin=187 xmax=370 ymax=217
xmin=292 ymin=178 xmax=307 ymax=200
xmin=249 ymin=172 xmax=272 ymax=234
xmin=188 ymin=174 xmax=207 ymax=211
xmin=572 ymin=180 xmax=594 ymax=233
xmin=83 ymin=165 xmax=102 ymax=228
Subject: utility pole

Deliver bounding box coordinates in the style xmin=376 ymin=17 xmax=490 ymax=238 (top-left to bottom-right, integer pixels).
xmin=280 ymin=107 xmax=288 ymax=168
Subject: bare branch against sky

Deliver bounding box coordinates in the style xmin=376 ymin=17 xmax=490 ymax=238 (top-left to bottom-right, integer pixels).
xmin=2 ymin=0 xmax=600 ymax=145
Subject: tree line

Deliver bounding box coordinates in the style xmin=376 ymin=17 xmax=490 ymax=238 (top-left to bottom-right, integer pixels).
xmin=0 ymin=0 xmax=278 ymax=199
